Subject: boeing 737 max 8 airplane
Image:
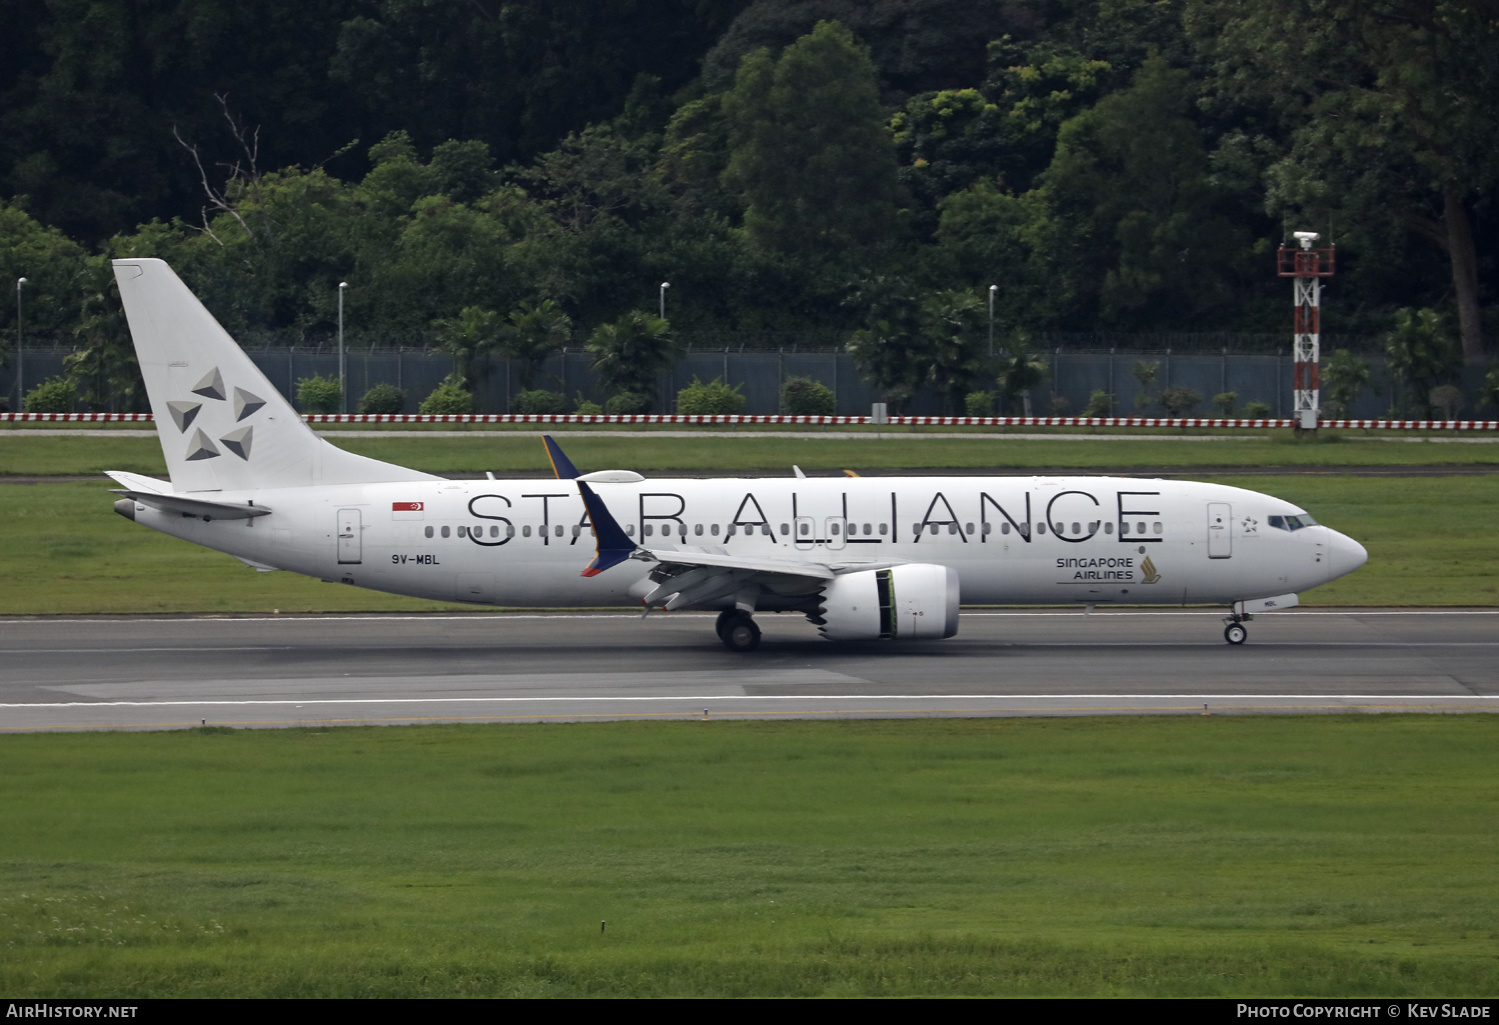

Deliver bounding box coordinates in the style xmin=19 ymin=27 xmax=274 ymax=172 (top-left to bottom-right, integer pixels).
xmin=106 ymin=259 xmax=1367 ymax=651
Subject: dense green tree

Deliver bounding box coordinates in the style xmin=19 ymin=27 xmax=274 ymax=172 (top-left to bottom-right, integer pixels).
xmin=63 ymin=256 xmax=143 ymax=412
xmin=0 ymin=199 xmax=89 ymax=349
xmin=498 ymin=299 xmax=572 ymax=391
xmin=919 ymin=289 xmax=990 ymax=413
xmin=721 ymin=21 xmax=903 ymax=261
xmin=0 ymin=1 xmax=747 ymax=242
xmin=993 ymin=330 xmax=1048 ymax=416
xmin=1190 ymin=0 xmax=1499 ymax=362
xmin=1320 ymin=348 xmax=1371 ymax=417
xmin=434 ymin=306 xmax=500 ymax=395
xmin=1383 ymin=307 xmax=1459 ymax=417
xmin=587 ymin=310 xmax=679 ymax=409
xmin=703 ymin=0 xmax=1045 ymax=100
xmin=1032 ymin=56 xmax=1253 ymax=328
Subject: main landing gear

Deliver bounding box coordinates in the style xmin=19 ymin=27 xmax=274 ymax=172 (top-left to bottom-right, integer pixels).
xmin=716 ymin=609 xmax=762 ymax=652
xmin=1222 ymin=612 xmax=1251 ymax=645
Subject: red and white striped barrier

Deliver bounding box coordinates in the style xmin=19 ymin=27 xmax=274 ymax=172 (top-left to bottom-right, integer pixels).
xmin=2 ymin=412 xmax=1496 ymax=430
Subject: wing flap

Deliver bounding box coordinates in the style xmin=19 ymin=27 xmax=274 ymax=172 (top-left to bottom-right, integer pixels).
xmin=646 ymin=548 xmax=835 ymax=580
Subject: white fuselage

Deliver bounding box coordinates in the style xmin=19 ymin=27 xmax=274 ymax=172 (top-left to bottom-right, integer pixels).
xmin=127 ymin=475 xmax=1365 ymax=609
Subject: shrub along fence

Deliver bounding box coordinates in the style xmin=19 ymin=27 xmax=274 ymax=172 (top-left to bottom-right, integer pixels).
xmin=3 ymin=342 xmax=1494 ymax=421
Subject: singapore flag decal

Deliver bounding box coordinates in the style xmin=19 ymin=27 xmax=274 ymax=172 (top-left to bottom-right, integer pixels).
xmin=392 ymin=501 xmax=425 ymax=521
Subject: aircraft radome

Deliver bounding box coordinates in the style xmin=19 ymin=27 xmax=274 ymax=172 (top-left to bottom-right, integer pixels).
xmin=107 ymin=259 xmax=1367 ymax=651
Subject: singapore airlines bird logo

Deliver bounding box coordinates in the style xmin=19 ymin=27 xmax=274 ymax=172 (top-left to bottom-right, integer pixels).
xmin=1140 ymin=555 xmax=1161 ymax=584
xmin=167 ymin=366 xmax=265 ymax=462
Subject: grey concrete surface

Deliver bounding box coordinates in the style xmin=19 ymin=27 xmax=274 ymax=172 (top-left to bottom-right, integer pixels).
xmin=1 ymin=609 xmax=1495 ymax=731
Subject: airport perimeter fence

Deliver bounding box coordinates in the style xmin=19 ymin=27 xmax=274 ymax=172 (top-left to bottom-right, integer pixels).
xmin=3 ymin=339 xmax=1495 ymax=422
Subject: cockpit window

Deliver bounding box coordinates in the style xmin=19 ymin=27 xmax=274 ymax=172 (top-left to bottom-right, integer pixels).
xmin=1268 ymin=513 xmax=1319 ymax=532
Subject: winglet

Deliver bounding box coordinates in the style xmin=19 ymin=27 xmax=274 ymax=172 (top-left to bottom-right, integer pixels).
xmin=576 ymin=481 xmax=637 ymax=577
xmin=543 ymin=435 xmax=580 ymax=479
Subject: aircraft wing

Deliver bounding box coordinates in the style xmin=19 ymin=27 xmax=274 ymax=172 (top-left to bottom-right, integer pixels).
xmin=574 ymin=480 xmax=904 ymax=612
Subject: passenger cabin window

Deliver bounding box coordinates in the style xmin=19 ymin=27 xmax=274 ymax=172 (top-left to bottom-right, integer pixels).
xmin=441 ymin=525 xmax=451 ymax=538
xmin=710 ymin=524 xmax=719 ymax=536
xmin=424 ymin=526 xmax=434 ymax=538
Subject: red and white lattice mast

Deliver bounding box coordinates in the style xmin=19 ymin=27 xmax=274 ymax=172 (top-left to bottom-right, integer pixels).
xmin=1277 ymin=230 xmax=1335 ymax=430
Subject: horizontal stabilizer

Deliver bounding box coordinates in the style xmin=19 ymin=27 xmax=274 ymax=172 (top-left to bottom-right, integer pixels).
xmin=110 ymin=489 xmax=271 ymax=521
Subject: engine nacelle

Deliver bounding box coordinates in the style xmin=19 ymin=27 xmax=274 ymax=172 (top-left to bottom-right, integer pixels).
xmin=813 ymin=563 xmax=960 ymax=641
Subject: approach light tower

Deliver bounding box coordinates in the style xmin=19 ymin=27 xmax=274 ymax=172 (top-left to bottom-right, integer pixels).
xmin=1277 ymin=231 xmax=1335 ymax=431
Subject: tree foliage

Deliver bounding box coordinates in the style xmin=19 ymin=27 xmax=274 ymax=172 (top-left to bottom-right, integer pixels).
xmin=587 ymin=311 xmax=678 ymax=409
xmin=722 ymin=21 xmax=903 ymax=260
xmin=0 ymin=1 xmax=1493 ymax=418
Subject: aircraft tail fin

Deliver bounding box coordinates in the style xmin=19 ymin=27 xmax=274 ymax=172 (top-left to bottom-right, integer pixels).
xmin=112 ymin=259 xmax=437 ymax=492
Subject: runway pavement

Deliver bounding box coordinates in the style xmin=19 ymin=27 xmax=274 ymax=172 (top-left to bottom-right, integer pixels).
xmin=0 ymin=609 xmax=1495 ymax=731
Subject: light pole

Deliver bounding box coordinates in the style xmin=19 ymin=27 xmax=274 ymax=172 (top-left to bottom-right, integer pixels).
xmin=14 ymin=277 xmax=26 ymax=412
xmin=987 ymin=284 xmax=997 ymax=357
xmin=659 ymin=281 xmax=670 ymax=321
xmin=338 ymin=281 xmax=348 ymax=415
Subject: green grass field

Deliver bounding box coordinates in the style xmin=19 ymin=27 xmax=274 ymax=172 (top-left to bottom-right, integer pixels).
xmin=2 ymin=716 xmax=1496 ymax=997
xmin=1 ymin=474 xmax=1493 ymax=613
xmin=2 ymin=429 xmax=1498 ymax=477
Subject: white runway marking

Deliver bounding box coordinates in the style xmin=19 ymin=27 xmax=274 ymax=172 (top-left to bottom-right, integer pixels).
xmin=3 ymin=694 xmax=1496 ymax=710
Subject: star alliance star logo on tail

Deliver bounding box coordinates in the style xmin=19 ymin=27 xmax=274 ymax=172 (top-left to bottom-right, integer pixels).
xmin=167 ymin=366 xmax=266 ymax=463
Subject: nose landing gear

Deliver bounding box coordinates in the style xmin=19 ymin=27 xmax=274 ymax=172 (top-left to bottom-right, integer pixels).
xmin=716 ymin=609 xmax=762 ymax=652
xmin=1222 ymin=611 xmax=1251 ymax=645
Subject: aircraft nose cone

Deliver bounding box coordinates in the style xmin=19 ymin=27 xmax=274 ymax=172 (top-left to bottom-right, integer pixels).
xmin=1330 ymin=530 xmax=1368 ymax=578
